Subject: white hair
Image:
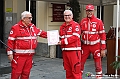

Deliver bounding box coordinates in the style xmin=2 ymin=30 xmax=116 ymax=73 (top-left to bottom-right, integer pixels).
xmin=21 ymin=11 xmax=31 ymax=19
xmin=63 ymin=10 xmax=73 ymax=15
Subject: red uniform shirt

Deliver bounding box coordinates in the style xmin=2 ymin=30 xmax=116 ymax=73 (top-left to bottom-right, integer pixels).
xmin=7 ymin=20 xmax=47 ymax=55
xmin=79 ymin=15 xmax=106 ymax=50
xmin=59 ymin=20 xmax=81 ymax=51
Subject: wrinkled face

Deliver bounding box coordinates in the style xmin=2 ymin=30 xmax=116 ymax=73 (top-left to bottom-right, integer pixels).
xmin=23 ymin=14 xmax=32 ymax=25
xmin=86 ymin=10 xmax=94 ymax=18
xmin=64 ymin=11 xmax=73 ymax=23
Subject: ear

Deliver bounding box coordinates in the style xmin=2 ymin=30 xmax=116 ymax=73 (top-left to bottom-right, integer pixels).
xmin=22 ymin=18 xmax=25 ymax=21
xmin=94 ymin=9 xmax=96 ymax=13
xmin=71 ymin=14 xmax=73 ymax=18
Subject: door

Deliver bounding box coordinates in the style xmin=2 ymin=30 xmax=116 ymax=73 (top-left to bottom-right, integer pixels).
xmin=97 ymin=6 xmax=104 ymax=21
xmin=26 ymin=0 xmax=36 ymax=25
xmin=0 ymin=0 xmax=4 ymax=48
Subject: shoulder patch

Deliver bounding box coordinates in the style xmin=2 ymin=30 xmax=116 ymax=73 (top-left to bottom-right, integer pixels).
xmin=10 ymin=30 xmax=13 ymax=34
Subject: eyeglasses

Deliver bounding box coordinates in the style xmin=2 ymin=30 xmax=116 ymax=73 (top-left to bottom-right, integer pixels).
xmin=64 ymin=15 xmax=71 ymax=17
xmin=25 ymin=17 xmax=33 ymax=19
xmin=86 ymin=10 xmax=94 ymax=12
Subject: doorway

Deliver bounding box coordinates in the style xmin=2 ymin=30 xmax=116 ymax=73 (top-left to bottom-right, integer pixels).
xmin=97 ymin=6 xmax=104 ymax=21
xmin=0 ymin=0 xmax=4 ymax=48
xmin=26 ymin=0 xmax=36 ymax=25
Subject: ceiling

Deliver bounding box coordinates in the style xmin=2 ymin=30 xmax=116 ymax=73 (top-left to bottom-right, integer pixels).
xmin=30 ymin=0 xmax=117 ymax=6
xmin=78 ymin=0 xmax=117 ymax=6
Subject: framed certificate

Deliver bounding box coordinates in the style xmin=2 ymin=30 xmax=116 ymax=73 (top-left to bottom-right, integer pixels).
xmin=47 ymin=30 xmax=59 ymax=45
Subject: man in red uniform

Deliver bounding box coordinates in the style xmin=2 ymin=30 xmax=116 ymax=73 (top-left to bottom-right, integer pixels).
xmin=58 ymin=10 xmax=82 ymax=79
xmin=7 ymin=11 xmax=47 ymax=79
xmin=79 ymin=4 xmax=106 ymax=76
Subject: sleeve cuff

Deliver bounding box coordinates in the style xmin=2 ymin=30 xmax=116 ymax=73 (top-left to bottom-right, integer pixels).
xmin=7 ymin=51 xmax=13 ymax=55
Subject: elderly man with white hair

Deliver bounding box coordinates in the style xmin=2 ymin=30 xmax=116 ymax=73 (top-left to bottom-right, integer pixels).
xmin=7 ymin=11 xmax=47 ymax=79
xmin=58 ymin=10 xmax=82 ymax=79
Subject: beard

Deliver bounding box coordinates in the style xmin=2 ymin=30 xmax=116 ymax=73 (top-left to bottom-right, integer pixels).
xmin=87 ymin=15 xmax=92 ymax=18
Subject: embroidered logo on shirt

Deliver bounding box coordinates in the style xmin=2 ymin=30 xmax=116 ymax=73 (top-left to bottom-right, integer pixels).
xmin=75 ymin=26 xmax=79 ymax=31
xmin=10 ymin=30 xmax=13 ymax=34
xmin=68 ymin=27 xmax=72 ymax=32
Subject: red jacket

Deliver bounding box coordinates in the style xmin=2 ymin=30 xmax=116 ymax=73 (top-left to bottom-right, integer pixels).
xmin=7 ymin=20 xmax=47 ymax=55
xmin=79 ymin=15 xmax=106 ymax=50
xmin=59 ymin=20 xmax=81 ymax=51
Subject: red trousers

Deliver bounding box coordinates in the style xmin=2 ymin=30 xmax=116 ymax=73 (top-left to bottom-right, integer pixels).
xmin=62 ymin=50 xmax=82 ymax=79
xmin=81 ymin=43 xmax=102 ymax=75
xmin=11 ymin=54 xmax=33 ymax=79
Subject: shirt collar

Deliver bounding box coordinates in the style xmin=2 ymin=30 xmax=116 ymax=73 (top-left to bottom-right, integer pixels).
xmin=63 ymin=20 xmax=73 ymax=27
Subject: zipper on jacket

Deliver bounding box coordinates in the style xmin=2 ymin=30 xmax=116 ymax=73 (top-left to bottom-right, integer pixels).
xmin=64 ymin=26 xmax=67 ymax=50
xmin=27 ymin=27 xmax=32 ymax=52
xmin=87 ymin=18 xmax=90 ymax=45
xmin=30 ymin=27 xmax=32 ymax=51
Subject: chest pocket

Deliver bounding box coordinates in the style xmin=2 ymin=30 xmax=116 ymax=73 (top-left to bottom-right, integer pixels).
xmin=81 ymin=22 xmax=88 ymax=31
xmin=18 ymin=40 xmax=30 ymax=49
xmin=67 ymin=27 xmax=72 ymax=35
xmin=14 ymin=29 xmax=31 ymax=49
xmin=90 ymin=23 xmax=96 ymax=31
xmin=91 ymin=22 xmax=99 ymax=32
xmin=19 ymin=29 xmax=30 ymax=37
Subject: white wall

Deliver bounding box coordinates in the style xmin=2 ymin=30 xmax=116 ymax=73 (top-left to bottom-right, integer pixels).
xmin=17 ymin=0 xmax=26 ymax=22
xmin=36 ymin=1 xmax=64 ymax=43
xmin=113 ymin=5 xmax=120 ymax=27
xmin=47 ymin=2 xmax=64 ymax=30
xmin=113 ymin=5 xmax=120 ymax=37
xmin=104 ymin=5 xmax=113 ymax=33
xmin=36 ymin=1 xmax=48 ymax=43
